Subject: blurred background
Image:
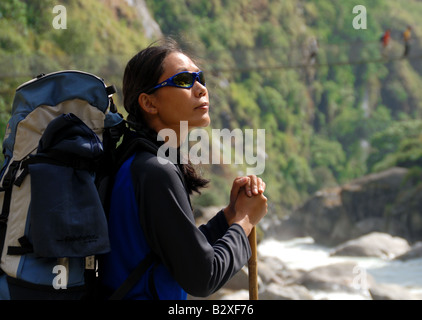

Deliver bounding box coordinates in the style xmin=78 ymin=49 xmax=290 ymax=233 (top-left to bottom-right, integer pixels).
xmin=1 ymin=0 xmax=421 ymax=299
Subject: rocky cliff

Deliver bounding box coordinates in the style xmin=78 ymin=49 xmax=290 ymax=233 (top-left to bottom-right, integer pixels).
xmin=275 ymin=167 xmax=422 ymax=246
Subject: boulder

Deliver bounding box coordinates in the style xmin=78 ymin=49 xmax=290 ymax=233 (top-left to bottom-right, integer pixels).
xmin=260 ymin=283 xmax=313 ymax=300
xmin=222 ymin=267 xmax=252 ymax=291
xmin=223 ymin=255 xmax=294 ymax=292
xmin=330 ymin=232 xmax=410 ymax=259
xmin=222 ymin=265 xmax=269 ymax=292
xmin=369 ymin=283 xmax=421 ymax=300
xmin=258 ymin=256 xmax=304 ymax=285
xmin=395 ymin=242 xmax=422 ymax=261
xmin=297 ymin=262 xmax=375 ymax=294
xmin=219 ymin=289 xmax=249 ymax=300
xmin=257 ymin=258 xmax=285 ymax=285
xmin=288 ymin=187 xmax=348 ymax=246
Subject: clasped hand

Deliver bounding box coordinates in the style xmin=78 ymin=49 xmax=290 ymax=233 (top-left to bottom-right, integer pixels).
xmin=223 ymin=175 xmax=268 ymax=236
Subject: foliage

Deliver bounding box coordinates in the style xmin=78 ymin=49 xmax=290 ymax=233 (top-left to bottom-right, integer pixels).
xmin=368 ymin=120 xmax=422 ymax=171
xmin=144 ymin=0 xmax=422 ymax=214
xmin=1 ymin=0 xmax=422 ymax=216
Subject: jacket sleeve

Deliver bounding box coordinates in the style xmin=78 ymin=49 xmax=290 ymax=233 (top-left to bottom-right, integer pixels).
xmin=198 ymin=210 xmax=232 ymax=245
xmin=131 ymin=154 xmax=251 ymax=297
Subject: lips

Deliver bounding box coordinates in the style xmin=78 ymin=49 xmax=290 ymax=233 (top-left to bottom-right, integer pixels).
xmin=195 ymin=102 xmax=209 ymax=110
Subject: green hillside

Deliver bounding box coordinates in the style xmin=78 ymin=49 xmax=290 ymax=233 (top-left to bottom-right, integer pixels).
xmin=1 ymin=0 xmax=422 ymax=217
xmin=0 ymin=0 xmax=150 ymax=115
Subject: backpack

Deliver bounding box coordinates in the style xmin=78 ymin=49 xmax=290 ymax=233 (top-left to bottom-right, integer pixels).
xmin=0 ymin=70 xmax=126 ymax=300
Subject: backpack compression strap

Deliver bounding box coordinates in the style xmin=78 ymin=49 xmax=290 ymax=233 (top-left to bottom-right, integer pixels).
xmin=108 ymin=252 xmax=158 ymax=300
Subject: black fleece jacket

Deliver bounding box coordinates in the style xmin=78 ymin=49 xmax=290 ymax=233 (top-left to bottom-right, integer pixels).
xmin=130 ymin=146 xmax=251 ymax=297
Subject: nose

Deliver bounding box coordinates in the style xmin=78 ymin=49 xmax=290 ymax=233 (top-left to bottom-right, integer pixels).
xmin=193 ymin=78 xmax=207 ymax=97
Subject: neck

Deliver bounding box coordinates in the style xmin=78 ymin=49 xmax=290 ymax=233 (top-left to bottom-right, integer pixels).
xmin=154 ymin=121 xmax=189 ymax=148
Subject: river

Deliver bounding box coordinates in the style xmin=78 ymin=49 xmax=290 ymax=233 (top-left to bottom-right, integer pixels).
xmin=258 ymin=237 xmax=422 ymax=300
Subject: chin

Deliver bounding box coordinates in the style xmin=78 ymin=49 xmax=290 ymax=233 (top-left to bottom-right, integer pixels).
xmin=189 ymin=117 xmax=210 ymax=129
xmin=200 ymin=115 xmax=211 ymax=127
xmin=198 ymin=113 xmax=211 ymax=126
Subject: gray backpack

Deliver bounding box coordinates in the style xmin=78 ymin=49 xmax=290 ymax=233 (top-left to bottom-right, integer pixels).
xmin=0 ymin=70 xmax=123 ymax=299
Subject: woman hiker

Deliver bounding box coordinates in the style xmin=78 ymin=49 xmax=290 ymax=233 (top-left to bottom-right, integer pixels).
xmin=100 ymin=39 xmax=268 ymax=300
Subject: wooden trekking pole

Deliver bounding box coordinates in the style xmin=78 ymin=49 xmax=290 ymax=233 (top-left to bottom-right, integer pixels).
xmin=248 ymin=226 xmax=258 ymax=300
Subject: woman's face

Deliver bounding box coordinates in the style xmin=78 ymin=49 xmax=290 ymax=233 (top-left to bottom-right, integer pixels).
xmin=144 ymin=52 xmax=210 ymax=134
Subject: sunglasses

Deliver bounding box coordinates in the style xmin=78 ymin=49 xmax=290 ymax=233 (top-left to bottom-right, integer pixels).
xmin=148 ymin=71 xmax=206 ymax=93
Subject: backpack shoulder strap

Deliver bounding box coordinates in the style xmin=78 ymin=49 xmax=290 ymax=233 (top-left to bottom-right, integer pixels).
xmin=99 ymin=130 xmax=161 ymax=300
xmin=115 ymin=133 xmax=159 ymax=170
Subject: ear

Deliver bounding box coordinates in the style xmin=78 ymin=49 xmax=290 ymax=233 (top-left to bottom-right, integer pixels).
xmin=138 ymin=93 xmax=158 ymax=115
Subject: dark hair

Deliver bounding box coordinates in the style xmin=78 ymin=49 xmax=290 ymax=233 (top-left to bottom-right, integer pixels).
xmin=122 ymin=39 xmax=209 ymax=194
